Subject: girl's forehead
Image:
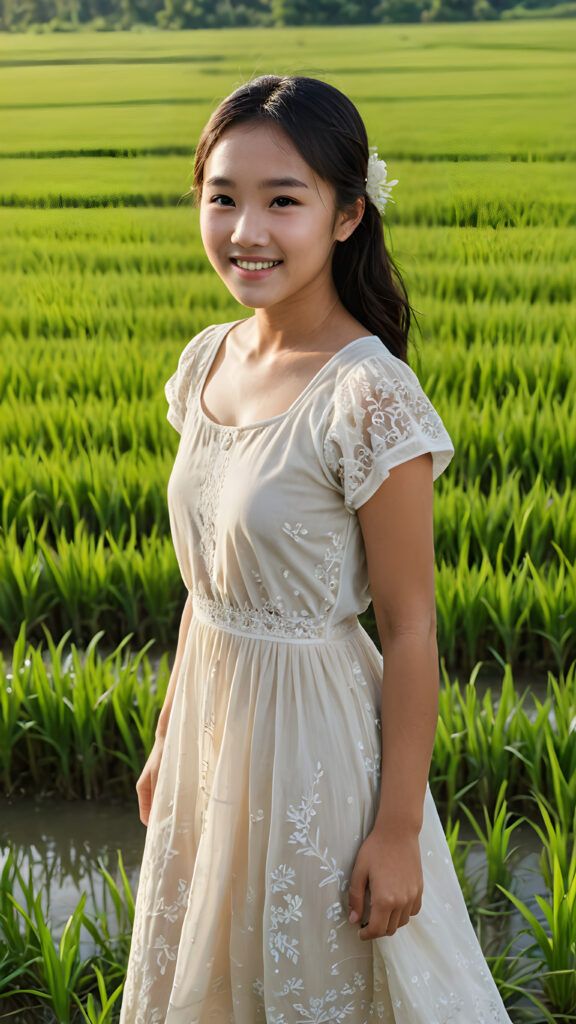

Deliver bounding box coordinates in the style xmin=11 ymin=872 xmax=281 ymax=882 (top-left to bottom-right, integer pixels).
xmin=206 ymin=122 xmax=311 ymax=178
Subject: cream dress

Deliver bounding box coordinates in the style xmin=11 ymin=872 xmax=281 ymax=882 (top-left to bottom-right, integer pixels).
xmin=119 ymin=320 xmax=513 ymax=1024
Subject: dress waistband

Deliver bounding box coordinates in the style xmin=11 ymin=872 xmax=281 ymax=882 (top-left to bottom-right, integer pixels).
xmin=191 ymin=590 xmax=360 ymax=645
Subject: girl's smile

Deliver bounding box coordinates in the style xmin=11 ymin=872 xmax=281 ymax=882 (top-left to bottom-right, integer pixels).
xmin=199 ymin=122 xmax=358 ymax=313
xmin=230 ymin=256 xmax=283 ymax=279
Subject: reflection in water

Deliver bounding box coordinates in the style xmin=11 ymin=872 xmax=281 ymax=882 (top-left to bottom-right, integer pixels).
xmin=0 ymin=796 xmax=146 ymax=955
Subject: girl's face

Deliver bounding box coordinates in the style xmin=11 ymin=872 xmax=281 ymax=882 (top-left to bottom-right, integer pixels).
xmin=199 ymin=121 xmax=361 ymax=313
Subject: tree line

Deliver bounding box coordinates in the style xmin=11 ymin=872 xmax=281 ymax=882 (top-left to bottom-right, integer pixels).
xmin=1 ymin=0 xmax=571 ymax=34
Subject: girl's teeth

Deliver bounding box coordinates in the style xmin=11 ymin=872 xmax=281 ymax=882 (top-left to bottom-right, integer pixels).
xmin=236 ymin=260 xmax=279 ymax=270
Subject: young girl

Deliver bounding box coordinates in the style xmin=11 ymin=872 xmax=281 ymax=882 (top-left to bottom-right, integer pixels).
xmin=119 ymin=76 xmax=513 ymax=1024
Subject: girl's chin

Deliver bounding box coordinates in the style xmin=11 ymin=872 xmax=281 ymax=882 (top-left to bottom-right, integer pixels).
xmin=225 ymin=282 xmax=286 ymax=309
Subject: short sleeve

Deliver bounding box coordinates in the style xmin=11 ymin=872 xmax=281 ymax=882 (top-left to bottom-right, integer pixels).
xmin=164 ymin=338 xmax=198 ymax=434
xmin=321 ymin=353 xmax=455 ymax=512
xmin=164 ymin=326 xmax=218 ymax=434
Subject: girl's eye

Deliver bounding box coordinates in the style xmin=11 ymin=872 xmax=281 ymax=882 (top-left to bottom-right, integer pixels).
xmin=210 ymin=195 xmax=235 ymax=206
xmin=271 ymin=196 xmax=298 ymax=208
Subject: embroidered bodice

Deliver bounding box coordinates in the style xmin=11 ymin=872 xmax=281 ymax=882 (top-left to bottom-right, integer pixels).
xmin=165 ymin=320 xmax=454 ymax=641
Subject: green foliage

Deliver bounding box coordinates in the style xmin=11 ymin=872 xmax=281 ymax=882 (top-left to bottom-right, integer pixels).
xmin=0 ymin=625 xmax=170 ymax=798
xmin=2 ymin=0 xmax=576 ymax=31
xmin=0 ymin=847 xmax=133 ymax=1023
xmin=502 ymin=0 xmax=576 ymax=13
xmin=501 ymin=852 xmax=576 ymax=1016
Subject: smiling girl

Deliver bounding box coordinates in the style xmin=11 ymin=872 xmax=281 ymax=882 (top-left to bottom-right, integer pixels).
xmin=119 ymin=76 xmax=513 ymax=1024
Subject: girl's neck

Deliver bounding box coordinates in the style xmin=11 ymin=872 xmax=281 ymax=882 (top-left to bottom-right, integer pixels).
xmin=246 ymin=284 xmax=358 ymax=358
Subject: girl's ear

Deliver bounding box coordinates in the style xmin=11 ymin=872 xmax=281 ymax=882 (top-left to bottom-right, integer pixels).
xmin=334 ymin=196 xmax=365 ymax=243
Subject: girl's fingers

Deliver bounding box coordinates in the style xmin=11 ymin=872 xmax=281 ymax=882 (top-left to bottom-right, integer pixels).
xmin=385 ymin=908 xmax=402 ymax=936
xmin=358 ymin=899 xmax=417 ymax=940
xmin=348 ymin=864 xmax=369 ymax=924
xmin=396 ymin=906 xmax=412 ymax=930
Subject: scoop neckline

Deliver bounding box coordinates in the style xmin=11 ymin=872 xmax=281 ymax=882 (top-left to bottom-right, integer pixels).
xmin=197 ymin=320 xmax=380 ymax=432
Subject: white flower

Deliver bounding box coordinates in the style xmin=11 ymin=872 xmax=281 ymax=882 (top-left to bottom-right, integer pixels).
xmin=365 ymin=146 xmax=398 ymax=216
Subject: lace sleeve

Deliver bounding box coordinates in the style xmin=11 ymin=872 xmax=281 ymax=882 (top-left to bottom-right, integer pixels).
xmin=164 ymin=328 xmax=213 ymax=433
xmin=321 ymin=353 xmax=455 ymax=512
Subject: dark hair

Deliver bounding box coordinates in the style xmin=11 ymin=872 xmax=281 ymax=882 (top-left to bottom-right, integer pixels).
xmin=192 ymin=75 xmax=414 ymax=363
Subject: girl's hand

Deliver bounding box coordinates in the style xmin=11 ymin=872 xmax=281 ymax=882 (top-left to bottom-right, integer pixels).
xmin=135 ymin=735 xmax=166 ymax=826
xmin=348 ymin=826 xmax=423 ymax=939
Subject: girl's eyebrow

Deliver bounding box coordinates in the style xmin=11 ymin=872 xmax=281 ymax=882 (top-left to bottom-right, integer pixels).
xmin=205 ymin=176 xmax=309 ymax=189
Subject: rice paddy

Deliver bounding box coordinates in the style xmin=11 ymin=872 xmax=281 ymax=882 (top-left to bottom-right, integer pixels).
xmin=1 ymin=18 xmax=575 ymax=1023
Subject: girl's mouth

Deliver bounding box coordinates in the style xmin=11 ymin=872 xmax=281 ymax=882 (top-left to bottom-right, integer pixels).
xmin=230 ymin=257 xmax=283 ymax=277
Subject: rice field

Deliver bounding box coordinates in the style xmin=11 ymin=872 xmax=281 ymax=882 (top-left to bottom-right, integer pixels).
xmin=1 ymin=18 xmax=575 ymax=1023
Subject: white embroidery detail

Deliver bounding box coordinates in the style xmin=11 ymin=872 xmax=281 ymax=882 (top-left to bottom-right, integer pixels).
xmin=282 ymin=522 xmax=309 ymax=542
xmin=314 ymin=531 xmax=345 ymax=599
xmin=286 ymin=763 xmax=347 ymax=892
xmin=324 ymin=357 xmax=448 ymax=506
xmin=191 ymin=586 xmax=356 ymax=641
xmin=197 ymin=444 xmax=233 ymax=580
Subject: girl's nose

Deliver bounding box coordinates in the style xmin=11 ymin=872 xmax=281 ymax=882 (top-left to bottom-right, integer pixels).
xmin=230 ymin=209 xmax=269 ymax=247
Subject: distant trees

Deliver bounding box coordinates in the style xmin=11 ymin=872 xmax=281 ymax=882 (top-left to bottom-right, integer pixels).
xmin=0 ymin=0 xmax=570 ymax=31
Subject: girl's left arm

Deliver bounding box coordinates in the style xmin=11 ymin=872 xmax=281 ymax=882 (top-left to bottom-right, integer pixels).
xmin=349 ymin=450 xmax=440 ymax=939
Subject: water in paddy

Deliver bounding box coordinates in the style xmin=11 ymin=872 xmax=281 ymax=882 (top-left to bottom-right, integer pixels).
xmin=1 ymin=797 xmax=145 ymax=957
xmin=0 ymin=795 xmax=546 ymax=960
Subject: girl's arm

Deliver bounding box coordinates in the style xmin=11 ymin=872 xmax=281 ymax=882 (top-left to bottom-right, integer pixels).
xmin=156 ymin=591 xmax=194 ymax=738
xmin=137 ymin=592 xmax=194 ymax=826
xmin=348 ymin=450 xmax=439 ymax=938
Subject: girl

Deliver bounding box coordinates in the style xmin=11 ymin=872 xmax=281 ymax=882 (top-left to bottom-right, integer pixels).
xmin=119 ymin=76 xmax=513 ymax=1023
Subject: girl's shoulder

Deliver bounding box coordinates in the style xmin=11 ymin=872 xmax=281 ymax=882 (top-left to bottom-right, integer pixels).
xmin=165 ymin=320 xmax=236 ymax=434
xmin=328 ymin=334 xmax=429 ymax=402
xmin=175 ymin=319 xmax=234 ymax=371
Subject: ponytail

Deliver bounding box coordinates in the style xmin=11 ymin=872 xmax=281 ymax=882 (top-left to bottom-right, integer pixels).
xmin=333 ymin=201 xmax=412 ymax=363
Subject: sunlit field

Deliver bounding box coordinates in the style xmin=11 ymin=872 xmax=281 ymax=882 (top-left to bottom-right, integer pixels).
xmin=1 ymin=20 xmax=575 ymax=1023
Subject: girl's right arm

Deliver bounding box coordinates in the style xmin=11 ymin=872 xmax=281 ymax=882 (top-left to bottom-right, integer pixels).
xmin=135 ymin=592 xmax=193 ymax=825
xmin=156 ymin=590 xmax=194 ymax=739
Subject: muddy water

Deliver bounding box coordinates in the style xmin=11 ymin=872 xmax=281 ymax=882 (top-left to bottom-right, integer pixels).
xmin=0 ymin=796 xmax=145 ymax=956
xmin=0 ymin=795 xmax=548 ymax=964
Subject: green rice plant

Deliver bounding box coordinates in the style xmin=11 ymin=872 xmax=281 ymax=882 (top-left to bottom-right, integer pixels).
xmin=1 ymin=624 xmax=170 ymax=798
xmin=435 ymin=549 xmax=493 ymax=668
xmin=0 ymin=625 xmax=36 ymax=793
xmin=38 ymin=627 xmax=156 ymax=800
xmin=433 ymin=471 xmax=575 ymax=576
xmin=0 ymin=846 xmax=134 ymax=1021
xmin=80 ymin=849 xmax=135 ymax=962
xmin=459 ymin=781 xmax=524 ymax=906
xmin=431 ymin=660 xmax=546 ymax=816
xmin=538 ymin=738 xmax=576 ymax=840
xmin=3 ymin=887 xmax=90 ymax=1024
xmin=73 ymin=964 xmax=125 ymax=1024
xmin=500 ymin=853 xmax=576 ymax=1018
xmin=0 ymin=849 xmax=43 ymax=995
xmin=14 ymin=628 xmax=106 ymax=798
xmin=530 ymin=799 xmax=576 ymax=896
xmin=0 ymin=514 xmax=184 ymax=648
xmin=432 ymin=661 xmax=478 ymax=816
xmin=457 ymin=664 xmax=526 ymax=814
xmin=485 ymin=937 xmax=558 ymax=1024
xmin=0 ymin=519 xmax=57 ymax=638
xmin=481 ymin=543 xmax=532 ymax=666
xmin=528 ymin=545 xmax=576 ymax=676
xmin=519 ymin=670 xmax=576 ymax=834
xmin=0 ymin=447 xmax=173 ymax=543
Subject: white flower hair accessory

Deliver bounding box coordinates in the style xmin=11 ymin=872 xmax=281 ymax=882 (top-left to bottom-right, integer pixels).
xmin=365 ymin=146 xmax=398 ymax=216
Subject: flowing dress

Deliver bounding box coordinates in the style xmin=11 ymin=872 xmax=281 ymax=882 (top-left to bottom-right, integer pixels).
xmin=119 ymin=320 xmax=513 ymax=1024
